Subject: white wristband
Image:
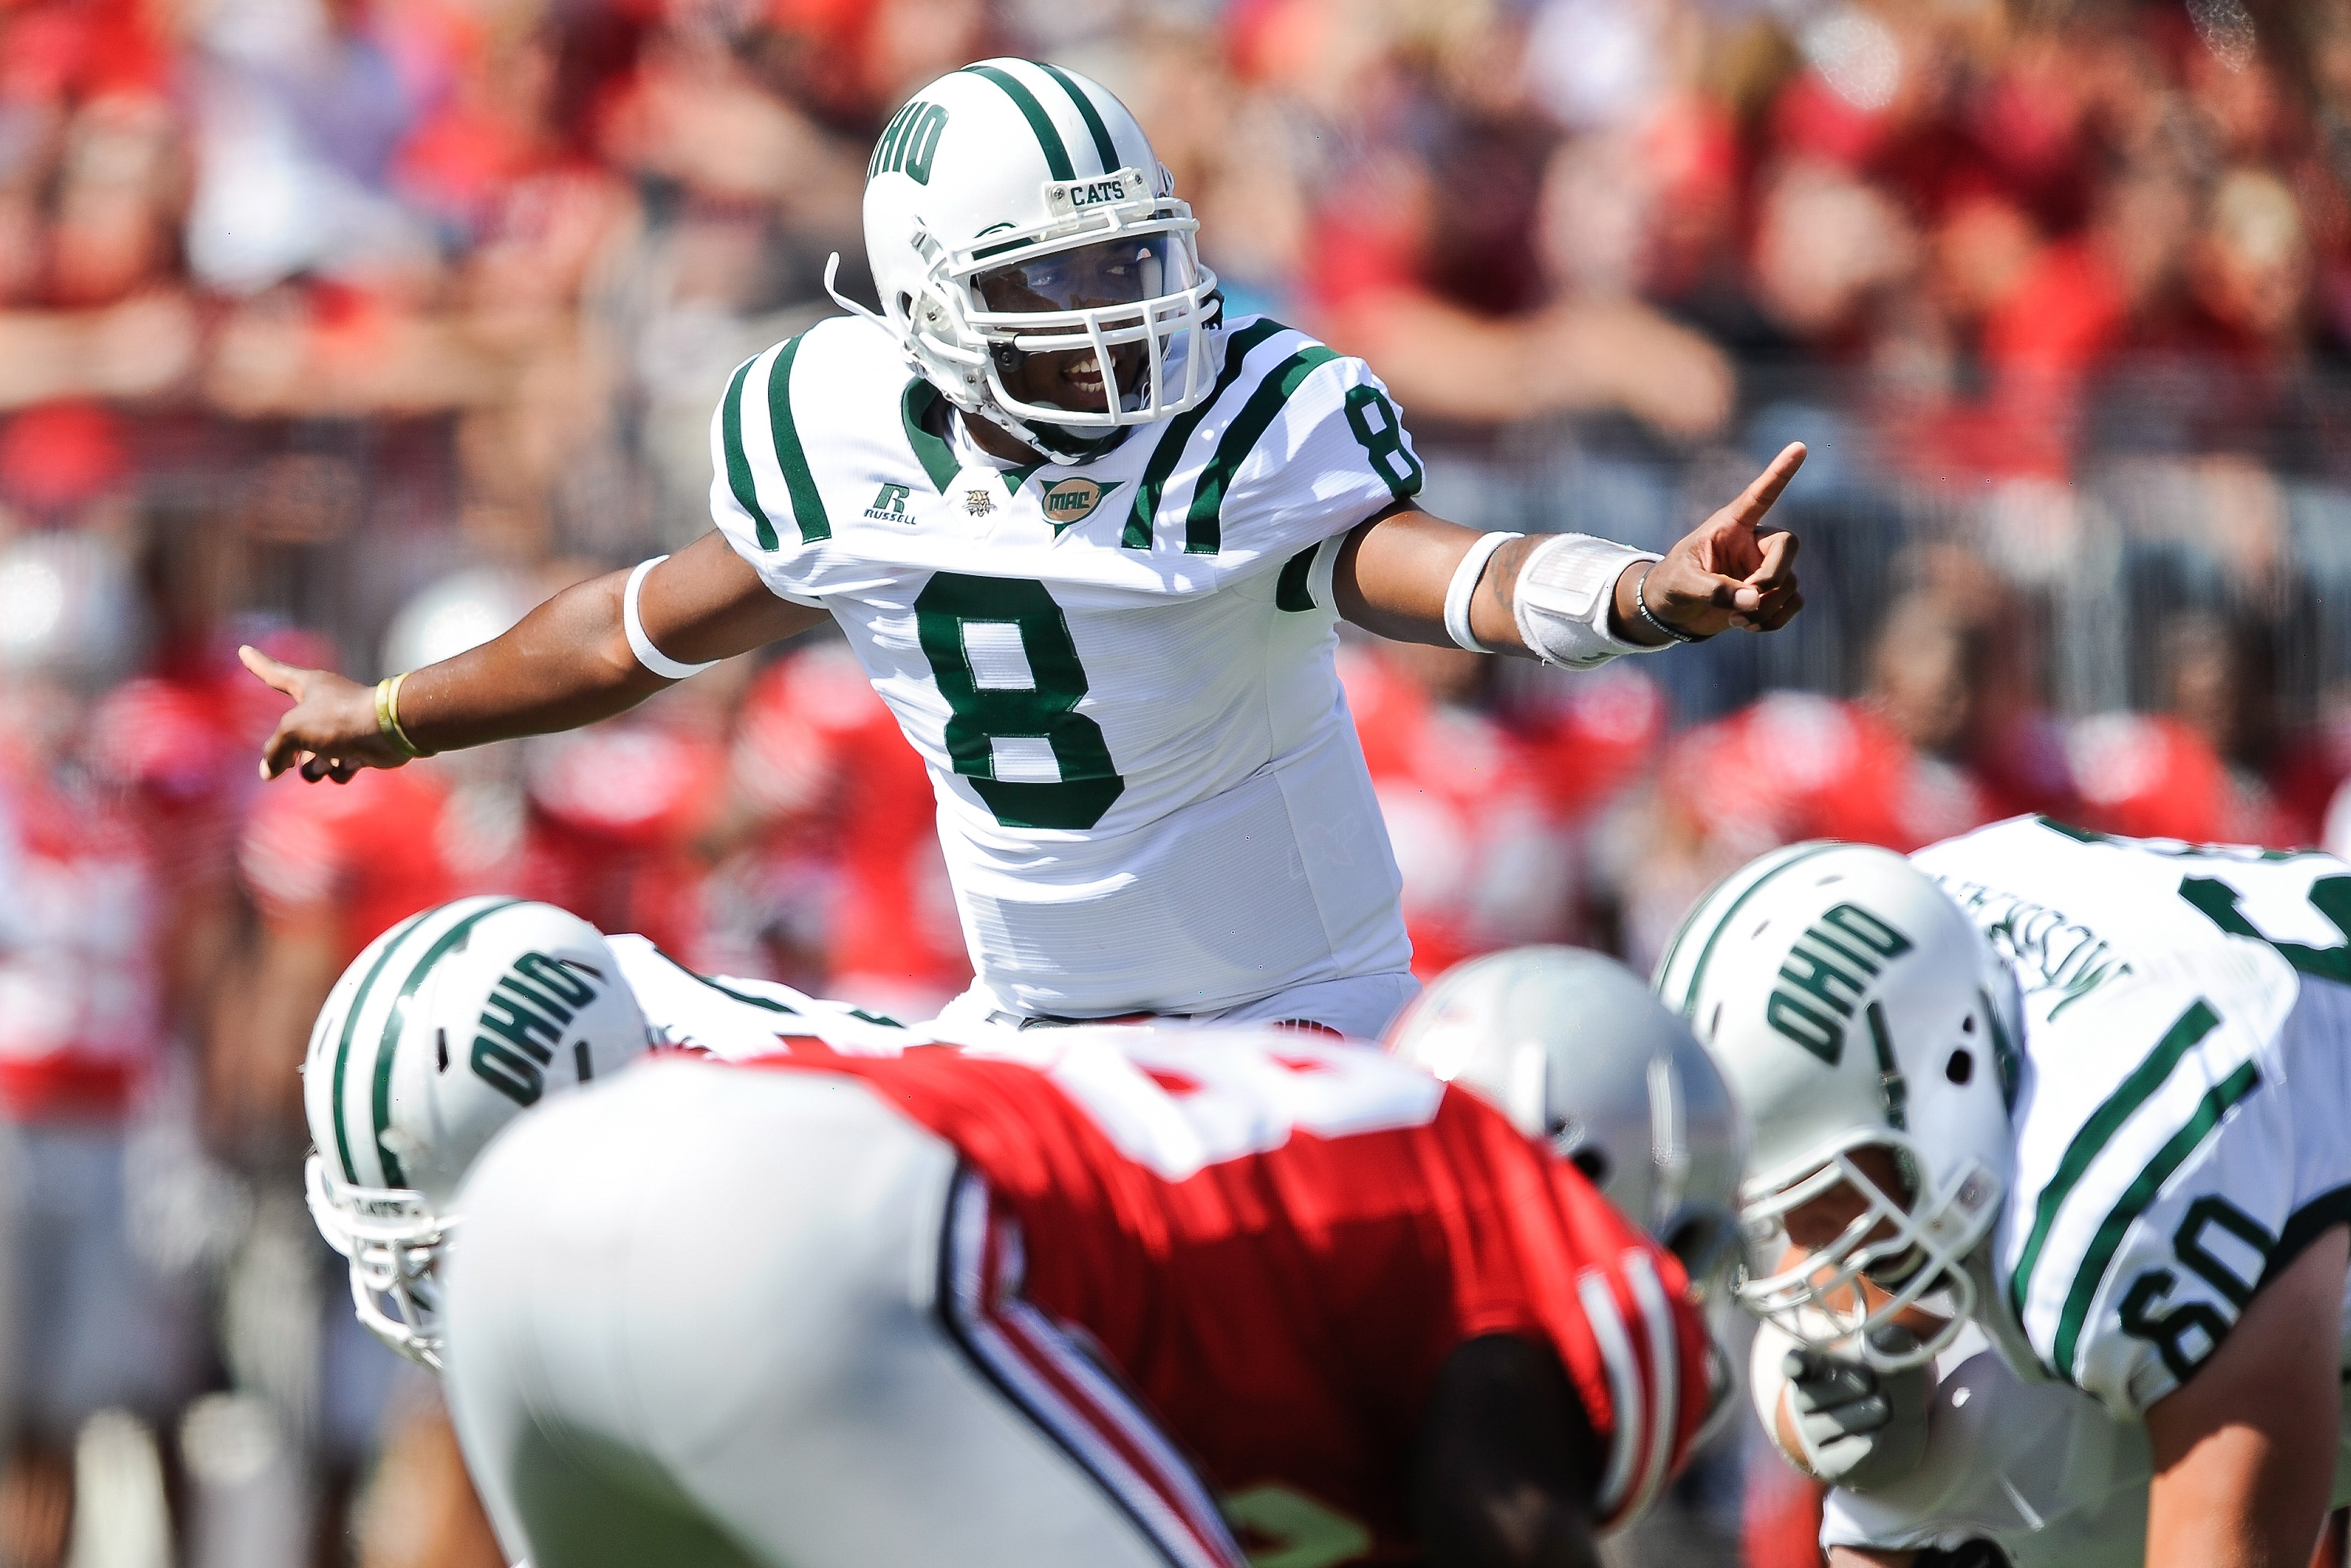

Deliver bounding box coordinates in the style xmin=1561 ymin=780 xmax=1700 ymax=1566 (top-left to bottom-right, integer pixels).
xmin=1443 ymin=532 xmax=1523 ymax=654
xmin=1511 ymin=534 xmax=1664 ymax=670
xmin=624 ymin=556 xmax=719 ymax=680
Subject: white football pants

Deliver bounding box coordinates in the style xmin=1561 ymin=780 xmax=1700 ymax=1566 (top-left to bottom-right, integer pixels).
xmin=441 ymin=1059 xmax=1248 ymax=1568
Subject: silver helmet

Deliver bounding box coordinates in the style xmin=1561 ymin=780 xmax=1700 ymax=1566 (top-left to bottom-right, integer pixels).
xmin=1388 ymin=945 xmax=1747 ymax=1295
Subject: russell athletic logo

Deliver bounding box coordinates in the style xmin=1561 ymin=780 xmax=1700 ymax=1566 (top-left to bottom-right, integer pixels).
xmin=865 ymin=483 xmax=913 ymax=521
xmin=471 ymin=951 xmax=601 ymax=1106
xmin=1766 ymin=904 xmax=1914 ymax=1067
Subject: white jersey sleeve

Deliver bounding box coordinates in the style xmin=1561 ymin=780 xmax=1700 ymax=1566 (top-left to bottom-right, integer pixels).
xmin=1915 ymin=818 xmax=2351 ymax=1417
xmin=1179 ymin=324 xmax=1424 ymax=568
xmin=607 ymin=936 xmax=914 ymax=1060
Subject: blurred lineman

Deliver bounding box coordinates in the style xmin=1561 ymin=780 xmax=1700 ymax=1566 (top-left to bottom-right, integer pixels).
xmin=302 ymin=900 xmax=1718 ymax=1568
xmin=242 ymin=57 xmax=1804 ymax=1041
xmin=1659 ymin=818 xmax=2351 ymax=1568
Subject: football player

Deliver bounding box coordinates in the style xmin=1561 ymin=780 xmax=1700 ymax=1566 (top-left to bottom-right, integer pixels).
xmin=300 ymin=896 xmax=910 ymax=1368
xmin=1657 ymin=818 xmax=2351 ymax=1568
xmin=298 ymin=903 xmax=1720 ymax=1566
xmin=241 ymin=57 xmax=1804 ymax=1042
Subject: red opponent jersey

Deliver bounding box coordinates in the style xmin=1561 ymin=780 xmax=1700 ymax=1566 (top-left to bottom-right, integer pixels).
xmin=748 ymin=1030 xmax=1709 ymax=1563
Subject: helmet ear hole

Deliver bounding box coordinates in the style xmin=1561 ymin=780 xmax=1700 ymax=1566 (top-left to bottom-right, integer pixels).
xmin=1570 ymin=1146 xmax=1612 ymax=1186
xmin=1946 ymin=1049 xmax=1974 ymax=1085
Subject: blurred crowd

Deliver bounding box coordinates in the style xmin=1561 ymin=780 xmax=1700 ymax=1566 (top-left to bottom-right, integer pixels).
xmin=7 ymin=0 xmax=2351 ymax=1563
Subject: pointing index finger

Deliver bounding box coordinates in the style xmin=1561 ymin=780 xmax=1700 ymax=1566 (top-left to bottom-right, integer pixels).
xmin=1728 ymin=442 xmax=1808 ymax=531
xmin=238 ymin=643 xmax=302 ymax=698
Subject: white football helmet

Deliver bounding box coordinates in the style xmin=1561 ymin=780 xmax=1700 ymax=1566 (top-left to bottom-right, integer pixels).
xmin=831 ymin=57 xmax=1219 ymax=464
xmin=1655 ymin=842 xmax=2023 ymax=1370
xmin=301 ymin=897 xmax=650 ymax=1367
xmin=1387 ymin=946 xmax=1747 ymax=1298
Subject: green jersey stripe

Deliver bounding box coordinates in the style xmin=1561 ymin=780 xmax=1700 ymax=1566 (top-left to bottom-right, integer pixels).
xmin=1670 ymin=842 xmax=1849 ymax=1024
xmin=1037 ymin=62 xmax=1119 ymax=174
xmin=901 ymin=382 xmax=962 ymax=493
xmin=652 ymin=943 xmax=798 ymax=1015
xmin=766 ymin=335 xmax=831 ymax=543
xmin=2051 ymin=1058 xmax=2262 ymax=1379
xmin=330 ymin=910 xmax=433 ymax=1185
xmin=1185 ymin=346 xmax=1339 ymax=555
xmin=1275 ymin=543 xmax=1318 ymax=611
xmin=2008 ymin=998 xmax=2221 ymax=1324
xmin=371 ymin=898 xmax=525 ymax=1188
xmin=1122 ymin=317 xmax=1288 ymax=549
xmin=721 ymin=356 xmax=779 ymax=552
xmin=960 ymin=64 xmax=1073 ymax=182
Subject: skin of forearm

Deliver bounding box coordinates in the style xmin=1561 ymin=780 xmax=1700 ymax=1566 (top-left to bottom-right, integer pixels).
xmin=393 ymin=570 xmax=669 ymax=753
xmin=2144 ymin=1228 xmax=2347 ymax=1568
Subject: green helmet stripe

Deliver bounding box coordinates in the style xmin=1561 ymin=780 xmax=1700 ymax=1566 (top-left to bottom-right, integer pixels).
xmin=371 ymin=898 xmax=525 ymax=1189
xmin=1036 ymin=62 xmax=1118 ymax=175
xmin=2007 ymin=998 xmax=2220 ymax=1328
xmin=1183 ymin=345 xmax=1339 ymax=555
xmin=331 ymin=909 xmax=434 ymax=1184
xmin=2049 ymin=1058 xmax=2260 ymax=1379
xmin=961 ymin=63 xmax=1074 ymax=182
xmin=1665 ymin=842 xmax=1846 ymax=1026
xmin=1124 ymin=317 xmax=1287 ymax=549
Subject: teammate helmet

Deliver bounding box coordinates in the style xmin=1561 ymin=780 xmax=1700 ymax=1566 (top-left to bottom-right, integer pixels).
xmin=302 ymin=897 xmax=650 ymax=1367
xmin=835 ymin=58 xmax=1220 ymax=465
xmin=1387 ymin=946 xmax=1747 ymax=1297
xmin=1655 ymin=842 xmax=2023 ymax=1370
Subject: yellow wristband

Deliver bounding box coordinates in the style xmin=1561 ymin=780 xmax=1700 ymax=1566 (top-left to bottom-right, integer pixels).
xmin=378 ymin=672 xmax=431 ymax=759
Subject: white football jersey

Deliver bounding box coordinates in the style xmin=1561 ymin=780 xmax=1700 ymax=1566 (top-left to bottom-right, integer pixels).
xmin=608 ymin=936 xmax=917 ymax=1059
xmin=707 ymin=312 xmax=1427 ymax=1019
xmin=1911 ymin=817 xmax=2351 ymax=1418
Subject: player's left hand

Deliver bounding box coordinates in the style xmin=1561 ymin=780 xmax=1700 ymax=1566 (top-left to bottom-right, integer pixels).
xmin=1640 ymin=441 xmax=1806 ymax=637
xmin=1785 ymin=1324 xmax=1932 ymax=1491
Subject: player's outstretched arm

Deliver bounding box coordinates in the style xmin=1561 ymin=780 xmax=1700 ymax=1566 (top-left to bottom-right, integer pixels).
xmin=2143 ymin=1225 xmax=2347 ymax=1568
xmin=1409 ymin=1334 xmax=1605 ymax=1568
xmin=244 ymin=532 xmax=828 ymax=783
xmin=1334 ymin=441 xmax=1805 ymax=655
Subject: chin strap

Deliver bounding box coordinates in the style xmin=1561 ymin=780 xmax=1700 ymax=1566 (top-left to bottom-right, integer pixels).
xmin=824 ymin=252 xmax=895 ymax=336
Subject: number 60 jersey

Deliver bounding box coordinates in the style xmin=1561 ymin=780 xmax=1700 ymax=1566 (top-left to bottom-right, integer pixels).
xmin=1912 ymin=817 xmax=2351 ymax=1419
xmin=707 ymin=313 xmax=1424 ymax=1020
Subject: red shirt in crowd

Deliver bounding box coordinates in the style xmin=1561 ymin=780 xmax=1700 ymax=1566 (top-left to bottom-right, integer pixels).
xmin=0 ymin=758 xmax=161 ymax=1121
xmin=2068 ymin=712 xmax=2302 ymax=847
xmin=732 ymin=644 xmax=969 ymax=1009
xmin=1664 ymin=692 xmax=2070 ymax=856
xmin=240 ymin=765 xmax=470 ymax=965
xmin=1340 ymin=646 xmax=1576 ymax=978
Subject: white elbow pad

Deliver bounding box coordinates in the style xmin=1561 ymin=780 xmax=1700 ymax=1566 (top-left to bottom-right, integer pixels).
xmin=1511 ymin=534 xmax=1665 ymax=670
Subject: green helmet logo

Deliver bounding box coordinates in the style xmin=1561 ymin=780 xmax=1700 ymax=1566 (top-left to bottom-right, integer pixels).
xmin=1767 ymin=903 xmax=1914 ymax=1066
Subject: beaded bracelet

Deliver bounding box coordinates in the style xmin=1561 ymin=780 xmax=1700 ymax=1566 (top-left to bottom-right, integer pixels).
xmin=1634 ymin=563 xmax=1712 ymax=645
